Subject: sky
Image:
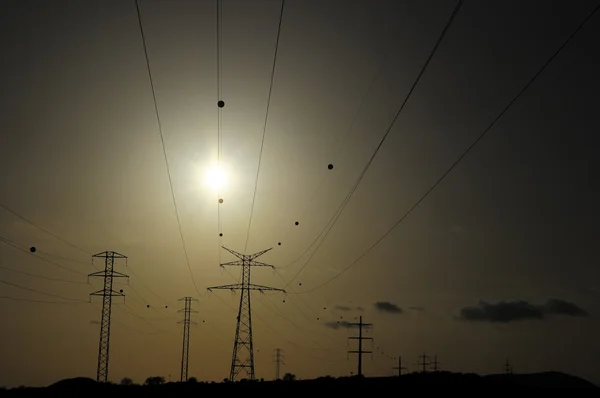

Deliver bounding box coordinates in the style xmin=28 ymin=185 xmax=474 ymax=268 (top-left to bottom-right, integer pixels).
xmin=0 ymin=0 xmax=599 ymax=388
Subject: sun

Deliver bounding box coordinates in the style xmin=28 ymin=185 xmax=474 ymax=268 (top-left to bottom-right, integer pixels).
xmin=205 ymin=164 xmax=227 ymax=191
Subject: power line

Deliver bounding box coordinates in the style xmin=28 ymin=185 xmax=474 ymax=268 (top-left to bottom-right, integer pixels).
xmin=0 ymin=278 xmax=87 ymax=302
xmin=0 ymin=294 xmax=87 ymax=304
xmin=281 ymin=0 xmax=465 ymax=289
xmin=134 ymin=0 xmax=202 ymax=298
xmin=300 ymin=0 xmax=600 ymax=294
xmin=216 ymin=0 xmax=224 ymax=266
xmin=275 ymin=0 xmax=416 ymax=268
xmin=0 ymin=237 xmax=87 ymax=276
xmin=244 ymin=0 xmax=286 ymax=253
xmin=0 ymin=202 xmax=90 ymax=256
xmin=0 ymin=265 xmax=87 ymax=284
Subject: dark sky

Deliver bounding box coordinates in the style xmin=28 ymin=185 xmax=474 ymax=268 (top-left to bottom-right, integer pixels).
xmin=1 ymin=0 xmax=599 ymax=388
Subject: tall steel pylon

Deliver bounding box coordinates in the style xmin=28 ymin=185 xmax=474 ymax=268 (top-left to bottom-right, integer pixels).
xmin=273 ymin=348 xmax=284 ymax=380
xmin=88 ymin=251 xmax=128 ymax=383
xmin=347 ymin=316 xmax=373 ymax=377
xmin=208 ymin=246 xmax=285 ymax=381
xmin=178 ymin=296 xmax=198 ymax=382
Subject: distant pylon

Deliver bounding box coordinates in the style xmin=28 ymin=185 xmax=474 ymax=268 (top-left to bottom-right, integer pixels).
xmin=431 ymin=354 xmax=441 ymax=372
xmin=207 ymin=246 xmax=285 ymax=381
xmin=417 ymin=352 xmax=430 ymax=373
xmin=392 ymin=356 xmax=407 ymax=376
xmin=178 ymin=296 xmax=198 ymax=382
xmin=88 ymin=251 xmax=129 ymax=383
xmin=504 ymin=358 xmax=513 ymax=376
xmin=347 ymin=316 xmax=373 ymax=377
xmin=274 ymin=348 xmax=285 ymax=380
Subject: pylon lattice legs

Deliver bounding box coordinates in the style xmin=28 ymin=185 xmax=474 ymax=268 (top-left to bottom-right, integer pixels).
xmin=230 ymin=262 xmax=254 ymax=380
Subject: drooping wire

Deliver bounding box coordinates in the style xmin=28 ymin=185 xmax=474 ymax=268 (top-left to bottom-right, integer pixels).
xmin=0 ymin=278 xmax=87 ymax=302
xmin=0 ymin=237 xmax=88 ymax=276
xmin=300 ymin=0 xmax=600 ymax=294
xmin=0 ymin=202 xmax=91 ymax=257
xmin=134 ymin=0 xmax=203 ymax=298
xmin=216 ymin=0 xmax=223 ymax=267
xmin=275 ymin=0 xmax=416 ymax=265
xmin=244 ymin=0 xmax=286 ymax=254
xmin=281 ymin=0 xmax=466 ymax=289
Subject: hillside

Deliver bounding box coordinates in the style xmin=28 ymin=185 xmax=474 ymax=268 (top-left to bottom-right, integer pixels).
xmin=1 ymin=371 xmax=598 ymax=394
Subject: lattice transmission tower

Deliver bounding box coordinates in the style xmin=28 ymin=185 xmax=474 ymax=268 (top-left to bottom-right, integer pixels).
xmin=208 ymin=246 xmax=285 ymax=381
xmin=179 ymin=296 xmax=198 ymax=382
xmin=347 ymin=316 xmax=373 ymax=377
xmin=88 ymin=251 xmax=129 ymax=383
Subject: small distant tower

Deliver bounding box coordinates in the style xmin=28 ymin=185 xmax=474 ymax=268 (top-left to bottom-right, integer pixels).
xmin=417 ymin=352 xmax=430 ymax=373
xmin=392 ymin=356 xmax=407 ymax=376
xmin=504 ymin=358 xmax=513 ymax=376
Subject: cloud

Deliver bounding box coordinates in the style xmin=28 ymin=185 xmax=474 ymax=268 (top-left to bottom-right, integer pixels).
xmin=334 ymin=305 xmax=363 ymax=312
xmin=542 ymin=298 xmax=588 ymax=316
xmin=374 ymin=301 xmax=402 ymax=314
xmin=324 ymin=321 xmax=351 ymax=330
xmin=459 ymin=299 xmax=588 ymax=323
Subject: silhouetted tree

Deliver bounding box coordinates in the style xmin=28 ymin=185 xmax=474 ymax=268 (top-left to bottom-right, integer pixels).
xmin=283 ymin=373 xmax=296 ymax=381
xmin=144 ymin=376 xmax=165 ymax=386
xmin=187 ymin=377 xmax=198 ymax=383
xmin=120 ymin=377 xmax=133 ymax=386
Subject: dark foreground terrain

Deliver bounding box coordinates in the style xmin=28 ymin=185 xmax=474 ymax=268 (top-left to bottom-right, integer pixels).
xmin=1 ymin=371 xmax=598 ymax=394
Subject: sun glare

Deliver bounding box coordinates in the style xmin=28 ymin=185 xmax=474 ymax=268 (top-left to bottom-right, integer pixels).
xmin=205 ymin=164 xmax=227 ymax=191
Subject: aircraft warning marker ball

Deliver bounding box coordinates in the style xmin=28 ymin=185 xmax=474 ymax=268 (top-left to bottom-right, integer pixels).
xmin=295 ymin=221 xmax=299 ymax=225
xmin=219 ymin=198 xmax=223 ymax=203
xmin=328 ymin=164 xmax=333 ymax=170
xmin=29 ymin=247 xmax=36 ymax=253
xmin=218 ymin=100 xmax=225 ymax=108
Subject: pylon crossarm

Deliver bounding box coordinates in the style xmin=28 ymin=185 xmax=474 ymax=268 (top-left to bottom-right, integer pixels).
xmin=207 ymin=283 xmax=244 ymax=291
xmin=221 ymin=246 xmax=245 ymax=259
xmin=247 ymin=283 xmax=285 ymax=293
xmin=90 ymin=289 xmax=125 ymax=297
xmin=220 ymin=260 xmax=245 ymax=267
xmin=247 ymin=247 xmax=272 ymax=260
xmin=248 ymin=260 xmax=275 ymax=268
xmin=92 ymin=251 xmax=127 ymax=258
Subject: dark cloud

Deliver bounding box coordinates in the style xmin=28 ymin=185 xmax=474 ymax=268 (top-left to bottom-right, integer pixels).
xmin=374 ymin=301 xmax=402 ymax=314
xmin=334 ymin=305 xmax=363 ymax=312
xmin=542 ymin=298 xmax=588 ymax=317
xmin=459 ymin=299 xmax=588 ymax=323
xmin=323 ymin=320 xmax=351 ymax=330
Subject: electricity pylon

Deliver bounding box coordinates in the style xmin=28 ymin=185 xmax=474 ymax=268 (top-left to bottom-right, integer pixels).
xmin=179 ymin=296 xmax=198 ymax=382
xmin=88 ymin=251 xmax=129 ymax=383
xmin=274 ymin=348 xmax=284 ymax=380
xmin=347 ymin=316 xmax=372 ymax=377
xmin=207 ymin=246 xmax=285 ymax=381
xmin=417 ymin=352 xmax=430 ymax=373
xmin=431 ymin=354 xmax=441 ymax=371
xmin=392 ymin=356 xmax=407 ymax=376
